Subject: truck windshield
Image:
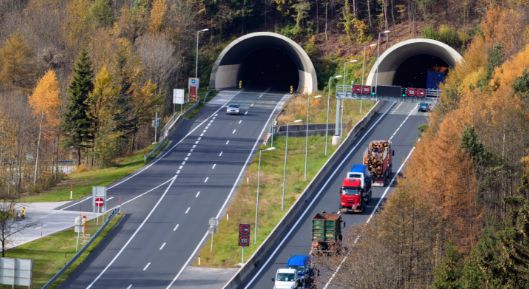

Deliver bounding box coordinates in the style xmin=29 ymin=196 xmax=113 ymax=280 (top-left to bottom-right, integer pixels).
xmin=276 ymin=273 xmax=295 ymax=281
xmin=341 ymin=188 xmax=361 ymax=196
xmin=290 ymin=265 xmax=305 ymax=274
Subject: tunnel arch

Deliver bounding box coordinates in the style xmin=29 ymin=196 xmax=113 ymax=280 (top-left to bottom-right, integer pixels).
xmin=366 ymin=38 xmax=463 ymax=88
xmin=210 ymin=32 xmax=318 ymax=94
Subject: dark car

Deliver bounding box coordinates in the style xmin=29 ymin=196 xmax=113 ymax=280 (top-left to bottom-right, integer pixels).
xmin=418 ymin=102 xmax=432 ymax=112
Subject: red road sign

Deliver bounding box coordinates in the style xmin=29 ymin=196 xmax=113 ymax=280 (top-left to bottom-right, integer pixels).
xmin=416 ymin=88 xmax=426 ymax=98
xmin=361 ymin=86 xmax=372 ymax=95
xmin=95 ymin=197 xmax=105 ymax=207
xmin=352 ymin=85 xmax=362 ymax=95
xmin=239 ymin=224 xmax=250 ymax=247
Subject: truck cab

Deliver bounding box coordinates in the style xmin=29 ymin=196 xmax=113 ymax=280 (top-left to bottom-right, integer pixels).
xmin=340 ymin=178 xmax=366 ymax=213
xmin=287 ymin=255 xmax=314 ymax=287
xmin=273 ymin=268 xmax=299 ymax=289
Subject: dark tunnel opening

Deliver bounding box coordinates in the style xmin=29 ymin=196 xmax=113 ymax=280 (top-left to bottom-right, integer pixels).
xmin=392 ymin=54 xmax=449 ymax=89
xmin=238 ymin=47 xmax=299 ymax=92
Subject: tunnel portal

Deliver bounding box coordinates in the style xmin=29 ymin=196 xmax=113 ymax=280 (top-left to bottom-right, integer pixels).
xmin=210 ymin=32 xmax=317 ymax=94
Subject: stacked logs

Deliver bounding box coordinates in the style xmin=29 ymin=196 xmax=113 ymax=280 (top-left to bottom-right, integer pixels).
xmin=363 ymin=140 xmax=390 ymax=176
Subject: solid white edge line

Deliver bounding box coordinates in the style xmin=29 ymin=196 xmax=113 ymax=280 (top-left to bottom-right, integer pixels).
xmin=61 ymin=91 xmax=242 ymax=211
xmin=323 ymin=146 xmax=416 ymax=289
xmin=104 ymin=90 xmax=242 ymax=190
xmin=165 ymin=91 xmax=287 ymax=289
xmin=85 ymin=176 xmax=178 ymax=289
xmin=241 ymin=102 xmax=397 ymax=289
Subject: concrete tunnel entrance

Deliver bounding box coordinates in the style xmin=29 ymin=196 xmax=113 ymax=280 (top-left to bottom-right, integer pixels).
xmin=366 ymin=38 xmax=463 ymax=91
xmin=210 ymin=32 xmax=318 ymax=94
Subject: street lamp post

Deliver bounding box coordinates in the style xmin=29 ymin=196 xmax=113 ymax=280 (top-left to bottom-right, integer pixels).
xmin=336 ymin=60 xmax=357 ymax=138
xmin=195 ymin=28 xmax=209 ymax=78
xmin=282 ymin=119 xmax=302 ymax=211
xmin=325 ymin=75 xmax=341 ymax=156
xmin=255 ymin=146 xmax=275 ymax=244
xmin=304 ymin=95 xmax=321 ymax=181
xmin=375 ymin=30 xmax=390 ymax=99
xmin=361 ymin=44 xmax=377 ymax=114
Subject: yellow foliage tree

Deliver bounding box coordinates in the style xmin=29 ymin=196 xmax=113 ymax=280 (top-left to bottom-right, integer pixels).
xmin=0 ymin=33 xmax=35 ymax=89
xmin=28 ymin=69 xmax=61 ymax=185
xmin=28 ymin=70 xmax=61 ymax=129
xmin=149 ymin=0 xmax=167 ymax=33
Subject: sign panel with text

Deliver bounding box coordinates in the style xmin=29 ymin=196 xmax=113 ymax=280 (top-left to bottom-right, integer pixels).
xmin=173 ymin=89 xmax=185 ymax=104
xmin=188 ymin=78 xmax=199 ymax=102
xmin=238 ymin=224 xmax=250 ymax=247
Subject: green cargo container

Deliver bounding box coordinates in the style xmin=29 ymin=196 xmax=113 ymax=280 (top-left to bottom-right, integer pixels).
xmin=311 ymin=212 xmax=343 ymax=255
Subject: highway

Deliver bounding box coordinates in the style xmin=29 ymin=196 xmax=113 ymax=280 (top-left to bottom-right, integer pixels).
xmin=243 ymin=101 xmax=427 ymax=289
xmin=58 ymin=90 xmax=288 ymax=289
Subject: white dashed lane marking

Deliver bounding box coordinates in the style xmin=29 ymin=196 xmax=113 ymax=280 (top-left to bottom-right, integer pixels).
xmin=212 ymin=164 xmax=216 ymax=170
xmin=219 ymin=151 xmax=223 ymax=157
xmin=173 ymin=224 xmax=179 ymax=231
xmin=185 ymin=207 xmax=190 ymax=214
xmin=143 ymin=262 xmax=151 ymax=271
xmin=226 ymin=140 xmax=230 ymax=145
xmin=204 ymin=177 xmax=209 ymax=183
xmin=127 ymin=284 xmax=132 ymax=289
xmin=159 ymin=242 xmax=166 ymax=250
xmin=232 ymin=129 xmax=237 ymax=134
xmin=195 ymin=191 xmax=200 ymax=198
xmin=244 ymin=111 xmax=248 ymax=115
xmin=238 ymin=120 xmax=242 ymax=124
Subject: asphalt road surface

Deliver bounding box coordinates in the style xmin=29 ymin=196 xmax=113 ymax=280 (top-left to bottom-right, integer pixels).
xmin=59 ymin=90 xmax=288 ymax=289
xmin=243 ymin=101 xmax=427 ymax=289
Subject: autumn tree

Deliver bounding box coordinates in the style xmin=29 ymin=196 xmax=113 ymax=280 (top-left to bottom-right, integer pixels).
xmin=0 ymin=33 xmax=35 ymax=89
xmin=28 ymin=70 xmax=61 ymax=185
xmin=149 ymin=0 xmax=167 ymax=33
xmin=87 ymin=66 xmax=120 ymax=166
xmin=62 ymin=49 xmax=94 ymax=165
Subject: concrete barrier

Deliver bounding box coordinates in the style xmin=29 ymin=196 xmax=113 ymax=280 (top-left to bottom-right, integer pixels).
xmin=222 ymin=100 xmax=385 ymax=289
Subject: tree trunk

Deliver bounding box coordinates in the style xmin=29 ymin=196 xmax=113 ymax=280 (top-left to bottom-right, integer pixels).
xmin=77 ymin=147 xmax=81 ymax=166
xmin=33 ymin=112 xmax=44 ymax=186
xmin=366 ymin=0 xmax=372 ymax=29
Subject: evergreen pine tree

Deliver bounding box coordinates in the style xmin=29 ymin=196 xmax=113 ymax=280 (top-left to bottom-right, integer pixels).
xmin=113 ymin=47 xmax=137 ymax=151
xmin=431 ymin=244 xmax=463 ymax=289
xmin=62 ymin=49 xmax=94 ymax=165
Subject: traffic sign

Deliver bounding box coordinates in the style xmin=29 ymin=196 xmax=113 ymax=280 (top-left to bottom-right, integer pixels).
xmin=239 ymin=224 xmax=250 ymax=247
xmin=173 ymin=89 xmax=185 ymax=104
xmin=188 ymin=78 xmax=200 ymax=102
xmin=95 ymin=197 xmax=104 ymax=207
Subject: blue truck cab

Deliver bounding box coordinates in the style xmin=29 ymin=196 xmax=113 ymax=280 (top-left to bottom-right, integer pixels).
xmin=346 ymin=164 xmax=372 ymax=189
xmin=287 ymin=255 xmax=312 ymax=280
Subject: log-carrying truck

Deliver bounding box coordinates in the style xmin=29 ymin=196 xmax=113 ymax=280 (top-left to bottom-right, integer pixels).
xmin=340 ymin=164 xmax=372 ymax=213
xmin=363 ymin=140 xmax=394 ymax=186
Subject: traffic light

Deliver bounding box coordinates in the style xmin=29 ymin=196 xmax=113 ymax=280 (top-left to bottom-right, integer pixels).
xmin=401 ymin=87 xmax=407 ymax=97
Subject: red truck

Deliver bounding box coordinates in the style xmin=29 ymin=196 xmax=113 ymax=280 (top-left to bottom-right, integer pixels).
xmin=363 ymin=140 xmax=394 ymax=186
xmin=340 ymin=164 xmax=372 ymax=213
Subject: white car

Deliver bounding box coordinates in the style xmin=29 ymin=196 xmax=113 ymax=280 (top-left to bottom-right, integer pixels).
xmin=272 ymin=268 xmax=299 ymax=289
xmin=226 ymin=103 xmax=241 ymax=115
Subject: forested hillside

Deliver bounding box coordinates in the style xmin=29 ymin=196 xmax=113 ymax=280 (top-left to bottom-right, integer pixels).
xmin=324 ymin=4 xmax=529 ymax=289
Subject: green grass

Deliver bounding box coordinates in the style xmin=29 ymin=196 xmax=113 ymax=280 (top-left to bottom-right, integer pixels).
xmin=0 ymin=212 xmax=123 ymax=289
xmin=20 ymin=145 xmax=155 ymax=203
xmin=195 ymin=99 xmax=374 ymax=267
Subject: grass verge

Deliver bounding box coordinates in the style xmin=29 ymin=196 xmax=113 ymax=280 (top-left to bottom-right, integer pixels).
xmin=0 ymin=212 xmax=123 ymax=289
xmin=195 ymin=99 xmax=374 ymax=267
xmin=20 ymin=145 xmax=155 ymax=203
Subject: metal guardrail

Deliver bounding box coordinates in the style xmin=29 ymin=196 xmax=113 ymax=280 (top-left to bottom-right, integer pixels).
xmin=222 ymin=101 xmax=385 ymax=289
xmin=41 ymin=208 xmax=121 ymax=289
